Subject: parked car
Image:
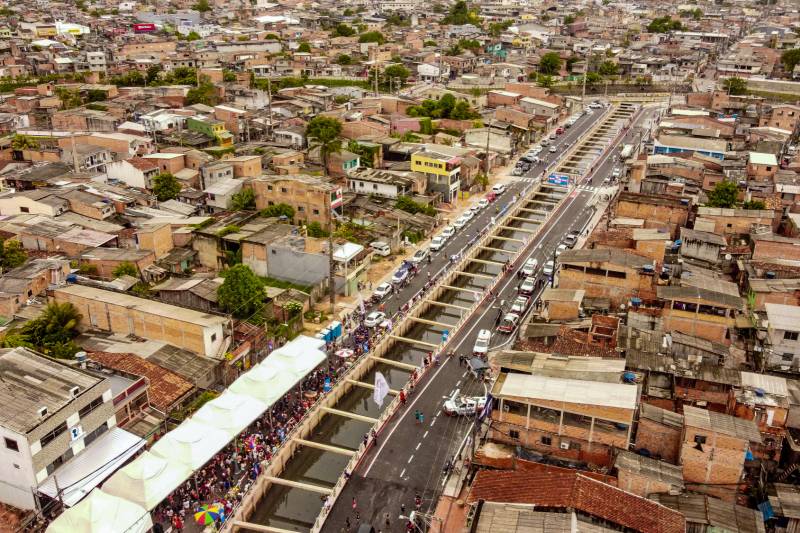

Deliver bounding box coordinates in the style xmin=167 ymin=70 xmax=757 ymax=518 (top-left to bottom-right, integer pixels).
xmin=563 ymin=231 xmax=579 ymax=248
xmin=484 ymin=192 xmax=497 ymax=203
xmin=430 ymin=236 xmax=446 ymax=252
xmin=453 ymin=216 xmax=469 ymax=229
xmin=370 ymin=241 xmax=391 ymax=257
xmin=519 ymin=276 xmax=537 ymax=295
xmin=510 ymin=295 xmax=530 ymax=314
xmin=443 ymin=392 xmax=488 ymax=416
xmin=473 ymin=329 xmax=492 ymax=356
xmin=611 ymin=167 xmax=622 ymax=179
xmin=392 ymin=268 xmax=410 ymax=285
xmin=555 ymin=243 xmax=567 ymax=257
xmin=529 ymin=146 xmax=542 ymax=155
xmin=470 ymin=204 xmax=482 ymax=216
xmin=512 ymin=167 xmax=524 ymax=176
xmin=462 ymin=209 xmax=475 ymax=222
xmin=543 ymin=260 xmax=555 ymax=276
xmin=519 ymin=155 xmax=534 ymax=164
xmin=364 ymin=311 xmax=386 ymax=327
xmin=549 ymin=133 xmax=557 ymax=140
xmin=549 ymin=145 xmax=557 ymax=153
xmin=497 ymin=313 xmax=520 ymax=333
xmin=441 ymin=226 xmax=455 ymax=239
xmin=372 ymin=282 xmax=393 ymax=300
xmin=492 ymin=183 xmax=507 ymax=195
xmin=540 ymin=138 xmax=550 ymax=146
xmin=521 ymin=258 xmax=538 ymax=277
xmin=410 ymin=248 xmax=429 ymax=264
xmin=556 ymin=127 xmax=564 ymax=135
xmin=478 ymin=198 xmax=490 ymax=209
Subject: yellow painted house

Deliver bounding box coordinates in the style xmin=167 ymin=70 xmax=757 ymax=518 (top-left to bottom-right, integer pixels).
xmin=411 ymin=149 xmax=461 ymax=202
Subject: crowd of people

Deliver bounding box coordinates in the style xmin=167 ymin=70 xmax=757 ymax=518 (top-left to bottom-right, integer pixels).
xmin=151 ymin=359 xmax=348 ymax=531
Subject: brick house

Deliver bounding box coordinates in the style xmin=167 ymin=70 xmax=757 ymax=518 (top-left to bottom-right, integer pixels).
xmin=79 ymin=248 xmax=156 ymax=280
xmin=634 ymin=403 xmax=684 ymax=464
xmin=614 ymin=450 xmax=684 ymax=498
xmin=658 ymin=286 xmax=743 ymax=346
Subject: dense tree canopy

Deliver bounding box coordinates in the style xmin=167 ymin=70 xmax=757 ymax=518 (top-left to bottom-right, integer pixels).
xmin=218 ymin=265 xmax=264 ymax=318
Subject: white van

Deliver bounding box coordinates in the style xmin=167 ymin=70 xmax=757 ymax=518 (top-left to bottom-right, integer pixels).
xmin=491 ymin=183 xmax=506 ymax=195
xmin=370 ymin=241 xmax=391 ymax=257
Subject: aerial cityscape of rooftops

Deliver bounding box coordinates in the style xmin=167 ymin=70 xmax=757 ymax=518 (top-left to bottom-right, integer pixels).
xmin=0 ymin=0 xmax=798 ymax=531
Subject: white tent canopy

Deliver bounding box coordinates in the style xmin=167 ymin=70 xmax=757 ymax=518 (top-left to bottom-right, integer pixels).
xmin=101 ymin=451 xmax=192 ymax=511
xmin=193 ymin=391 xmax=268 ymax=438
xmin=68 ymin=335 xmax=328 ymax=528
xmin=151 ymin=419 xmax=231 ymax=470
xmin=46 ymin=489 xmax=152 ymax=533
xmin=228 ymin=362 xmax=294 ymax=404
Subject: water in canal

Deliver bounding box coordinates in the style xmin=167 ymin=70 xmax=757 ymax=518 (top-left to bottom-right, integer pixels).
xmin=248 ymin=224 xmax=540 ymax=531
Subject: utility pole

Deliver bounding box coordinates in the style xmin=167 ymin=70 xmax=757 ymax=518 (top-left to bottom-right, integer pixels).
xmin=484 ymin=118 xmax=493 ymax=177
xmin=328 ymin=191 xmax=336 ymax=314
xmin=266 ymin=77 xmax=273 ymax=141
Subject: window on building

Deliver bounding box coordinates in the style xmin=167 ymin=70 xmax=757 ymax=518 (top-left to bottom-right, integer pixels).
xmin=20 ymin=207 xmax=29 ymax=213
xmin=694 ymin=434 xmax=707 ymax=445
xmin=783 ymin=353 xmax=794 ymax=362
xmin=39 ymin=421 xmax=68 ymax=449
xmin=509 ymin=429 xmax=520 ymax=439
xmin=267 ymin=185 xmax=273 ymax=191
xmin=78 ymin=396 xmax=105 ymax=419
xmin=4 ymin=438 xmax=18 ymax=452
xmin=298 ymin=206 xmax=304 ymax=212
xmin=210 ymin=333 xmax=217 ymax=342
xmin=280 ymin=187 xmax=288 ymax=193
xmin=46 ymin=447 xmax=74 ymax=476
xmin=540 ymin=436 xmax=552 ymax=446
xmin=373 ymin=184 xmax=378 ymax=190
xmin=82 ymin=423 xmax=108 ymax=447
xmin=313 ymin=209 xmax=319 ymax=215
xmin=784 ymin=331 xmax=799 ymax=341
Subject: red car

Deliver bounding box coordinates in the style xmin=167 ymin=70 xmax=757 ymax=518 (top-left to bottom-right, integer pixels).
xmin=556 ymin=127 xmax=565 ymax=135
xmin=497 ymin=313 xmax=520 ymax=333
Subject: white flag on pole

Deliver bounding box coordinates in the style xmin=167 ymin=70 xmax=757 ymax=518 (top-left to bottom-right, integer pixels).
xmin=357 ymin=293 xmax=365 ymax=314
xmin=373 ymin=372 xmax=390 ymax=407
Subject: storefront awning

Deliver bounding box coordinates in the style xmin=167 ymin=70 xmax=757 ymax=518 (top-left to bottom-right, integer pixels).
xmin=38 ymin=427 xmax=146 ymax=507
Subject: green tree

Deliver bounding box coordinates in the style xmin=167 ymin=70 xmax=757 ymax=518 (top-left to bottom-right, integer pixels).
xmin=539 ymin=52 xmax=562 ymax=75
xmin=306 ymin=221 xmax=329 ymax=237
xmin=11 ymin=134 xmax=39 ymax=151
xmin=185 ymin=31 xmax=202 ymax=41
xmin=55 ymin=87 xmax=82 ymax=110
xmin=217 ymin=264 xmax=264 ymax=318
xmin=152 ymin=172 xmax=181 ymax=201
xmin=585 ymin=72 xmax=602 ymax=85
xmin=332 ymin=23 xmax=355 ymax=37
xmin=742 ymin=200 xmax=766 ymax=210
xmin=231 ymin=188 xmax=256 ymax=211
xmin=458 ymin=39 xmax=481 ymax=51
xmin=358 ymin=31 xmax=386 ymax=44
xmin=185 ymin=79 xmax=220 ymax=105
xmin=17 ymin=302 xmax=82 ymax=359
xmin=487 ymin=20 xmax=513 ymax=37
xmin=0 ymin=240 xmax=27 ymax=270
xmin=112 ymin=261 xmax=139 ymax=278
xmin=706 ymin=180 xmax=738 ymax=208
xmin=297 ymin=42 xmax=312 ymax=53
xmin=260 ymin=203 xmax=295 ymax=219
xmin=384 ymin=64 xmax=411 ymax=87
xmin=647 ymin=16 xmax=683 ymax=33
xmin=336 ymin=54 xmax=352 ymax=65
xmin=193 ymin=0 xmax=211 ymax=11
xmin=598 ymin=60 xmax=619 ymax=76
xmin=563 ymin=14 xmax=576 ymax=24
xmin=146 ymin=64 xmax=163 ymax=84
xmin=424 ymin=40 xmax=437 ymax=47
xmin=722 ymin=76 xmax=747 ymax=95
xmin=781 ymin=48 xmax=800 ymax=73
xmin=537 ymin=74 xmax=554 ymax=88
xmin=396 ymin=196 xmax=436 ymax=216
xmin=474 ymin=173 xmax=489 ymax=190
xmin=442 ymin=1 xmax=481 ymax=25
xmin=223 ymin=69 xmax=237 ymax=82
xmin=306 ymin=116 xmax=343 ymax=177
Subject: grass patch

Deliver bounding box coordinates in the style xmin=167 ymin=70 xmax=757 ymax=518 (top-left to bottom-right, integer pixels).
xmin=259 ymin=276 xmax=312 ymax=293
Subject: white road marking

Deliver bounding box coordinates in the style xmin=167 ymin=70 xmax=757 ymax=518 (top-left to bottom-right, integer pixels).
xmin=407 ymin=455 xmax=414 ymax=463
xmin=416 ymin=442 xmax=421 ymax=450
xmin=461 ymin=371 xmax=467 ymax=377
xmin=430 ymin=418 xmax=437 ymax=427
xmin=400 ymin=468 xmax=406 ymax=478
xmin=423 ymin=431 xmax=429 ymax=439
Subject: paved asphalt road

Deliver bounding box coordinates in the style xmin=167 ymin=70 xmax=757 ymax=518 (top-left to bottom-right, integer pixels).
xmin=371 ymin=106 xmax=601 ymax=319
xmin=321 ymin=104 xmax=660 ymax=533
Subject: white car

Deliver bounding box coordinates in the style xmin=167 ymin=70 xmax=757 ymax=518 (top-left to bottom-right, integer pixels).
xmin=453 ymin=216 xmax=469 ymax=229
xmin=611 ymin=167 xmax=622 ymax=179
xmin=430 ymin=236 xmax=446 ymax=252
xmin=473 ymin=329 xmax=492 ymax=355
xmin=443 ymin=392 xmax=488 ymax=416
xmin=497 ymin=313 xmax=520 ymax=333
xmin=470 ymin=204 xmax=483 ymax=215
xmin=549 ymin=145 xmax=557 ymax=153
xmin=529 ymin=146 xmax=542 ymax=155
xmin=519 ymin=276 xmax=536 ymax=295
xmin=491 ymin=183 xmax=506 ymax=195
xmin=441 ymin=226 xmax=455 ymax=239
xmin=462 ymin=209 xmax=475 ymax=221
xmin=555 ymin=244 xmax=568 ymax=257
xmin=521 ymin=258 xmax=538 ymax=277
xmin=410 ymin=248 xmax=429 ymax=264
xmin=511 ymin=295 xmax=530 ymax=314
xmin=478 ymin=198 xmax=490 ymax=209
xmin=543 ymin=260 xmax=555 ymax=276
xmin=392 ymin=268 xmax=410 ymax=284
xmin=372 ymin=282 xmax=393 ymax=299
xmin=364 ymin=311 xmax=386 ymax=327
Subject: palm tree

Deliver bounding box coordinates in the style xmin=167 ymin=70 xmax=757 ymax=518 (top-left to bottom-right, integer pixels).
xmin=24 ymin=302 xmax=82 ymax=349
xmin=305 ymin=116 xmax=343 ymax=313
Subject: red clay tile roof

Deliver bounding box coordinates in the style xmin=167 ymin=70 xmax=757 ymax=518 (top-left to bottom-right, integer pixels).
xmin=467 ymin=468 xmax=685 ymax=533
xmin=88 ymin=351 xmax=193 ymax=412
xmin=126 ymin=157 xmax=159 ymax=171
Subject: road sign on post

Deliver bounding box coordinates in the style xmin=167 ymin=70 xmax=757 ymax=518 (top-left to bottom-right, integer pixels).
xmin=547 ymin=173 xmax=570 ymax=187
